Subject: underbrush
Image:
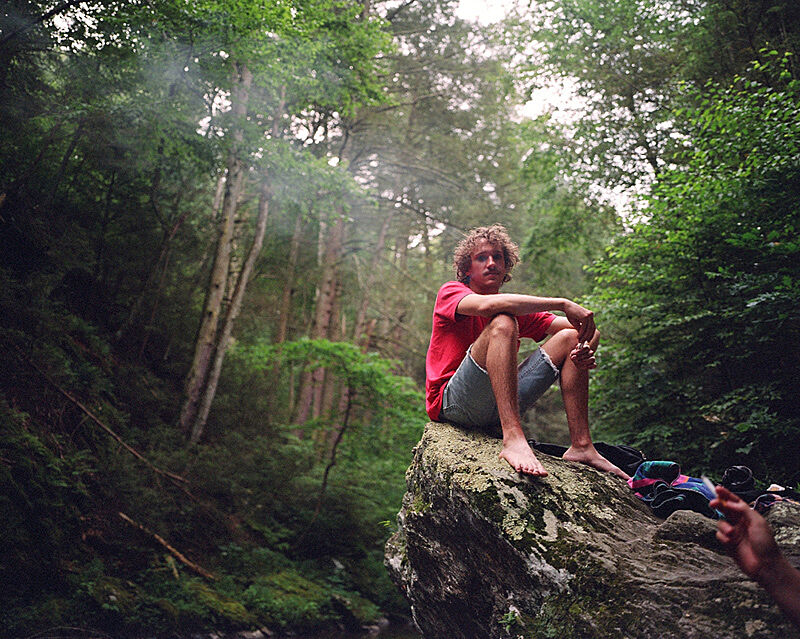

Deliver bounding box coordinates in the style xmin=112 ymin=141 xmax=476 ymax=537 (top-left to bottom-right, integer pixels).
xmin=0 ymin=299 xmax=421 ymax=637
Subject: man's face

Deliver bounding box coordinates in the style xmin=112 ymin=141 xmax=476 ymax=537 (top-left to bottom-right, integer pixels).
xmin=466 ymin=240 xmax=507 ymax=293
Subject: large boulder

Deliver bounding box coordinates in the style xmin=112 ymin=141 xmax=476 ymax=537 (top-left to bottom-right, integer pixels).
xmin=385 ymin=422 xmax=800 ymax=639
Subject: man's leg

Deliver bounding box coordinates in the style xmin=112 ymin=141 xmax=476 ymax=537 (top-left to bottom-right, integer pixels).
xmin=540 ymin=329 xmax=629 ymax=480
xmin=469 ymin=313 xmax=548 ymax=476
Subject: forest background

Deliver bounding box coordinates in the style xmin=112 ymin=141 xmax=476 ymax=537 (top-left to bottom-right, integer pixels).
xmin=1 ymin=0 xmax=799 ymax=636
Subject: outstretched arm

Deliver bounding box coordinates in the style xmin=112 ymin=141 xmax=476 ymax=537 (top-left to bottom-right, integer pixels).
xmin=456 ymin=293 xmax=596 ymax=343
xmin=712 ymin=486 xmax=800 ymax=628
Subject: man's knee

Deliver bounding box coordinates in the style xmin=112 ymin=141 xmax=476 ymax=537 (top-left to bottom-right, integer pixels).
xmin=542 ymin=328 xmax=579 ymax=367
xmin=553 ymin=327 xmax=579 ymax=346
xmin=551 ymin=327 xmax=600 ymax=348
xmin=487 ymin=312 xmax=518 ymax=340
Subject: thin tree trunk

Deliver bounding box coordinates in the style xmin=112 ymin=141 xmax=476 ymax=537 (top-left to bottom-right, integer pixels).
xmin=353 ymin=212 xmax=391 ymax=346
xmin=333 ymin=213 xmax=384 ymax=438
xmin=137 ymin=248 xmax=172 ymax=361
xmin=179 ymin=63 xmax=252 ymax=436
xmin=275 ymin=213 xmax=304 ymax=344
xmin=423 ymin=216 xmax=432 ymax=270
xmin=294 ymin=214 xmax=345 ymax=425
xmin=266 ymin=211 xmax=300 ymax=423
xmin=317 ymin=280 xmax=346 ymax=459
xmin=189 ymin=177 xmax=272 ymax=444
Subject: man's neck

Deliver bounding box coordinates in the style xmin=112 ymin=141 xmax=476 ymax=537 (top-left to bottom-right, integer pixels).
xmin=469 ymin=282 xmax=502 ymax=295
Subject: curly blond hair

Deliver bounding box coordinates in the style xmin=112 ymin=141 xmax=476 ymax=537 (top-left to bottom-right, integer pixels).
xmin=453 ymin=224 xmax=520 ymax=283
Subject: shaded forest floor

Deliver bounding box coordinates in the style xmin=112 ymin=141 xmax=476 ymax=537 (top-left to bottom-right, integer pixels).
xmin=0 ymin=290 xmax=423 ymax=638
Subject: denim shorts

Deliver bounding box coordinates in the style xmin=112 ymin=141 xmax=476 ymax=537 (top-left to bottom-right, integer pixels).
xmin=439 ymin=347 xmax=559 ymax=430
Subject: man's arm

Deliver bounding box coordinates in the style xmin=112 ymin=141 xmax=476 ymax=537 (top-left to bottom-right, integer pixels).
xmin=456 ymin=293 xmax=596 ymax=342
xmin=712 ymin=486 xmax=800 ymax=629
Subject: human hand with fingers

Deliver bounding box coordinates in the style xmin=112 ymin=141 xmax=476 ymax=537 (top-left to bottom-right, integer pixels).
xmin=711 ymin=485 xmax=800 ymax=628
xmin=562 ymin=300 xmax=596 ymax=343
xmin=712 ymin=486 xmax=782 ymax=581
xmin=569 ymin=341 xmax=597 ymax=370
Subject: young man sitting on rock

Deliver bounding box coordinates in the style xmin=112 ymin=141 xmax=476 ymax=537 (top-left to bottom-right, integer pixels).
xmin=425 ymin=224 xmax=629 ymax=480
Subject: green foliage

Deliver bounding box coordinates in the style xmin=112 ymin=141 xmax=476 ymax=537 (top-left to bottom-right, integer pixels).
xmin=589 ymin=57 xmax=800 ymax=482
xmin=242 ymin=570 xmax=335 ymax=629
xmin=1 ymin=0 xmax=568 ymax=636
xmin=510 ymin=0 xmax=692 ymax=191
xmin=517 ymin=116 xmax=623 ymax=298
xmin=14 ymin=0 xmax=800 ymax=635
xmin=0 ymin=297 xmax=420 ymax=634
xmin=510 ymin=0 xmax=800 ymax=200
xmin=0 ymin=402 xmax=90 ymax=615
xmin=238 ymin=337 xmax=423 ymax=416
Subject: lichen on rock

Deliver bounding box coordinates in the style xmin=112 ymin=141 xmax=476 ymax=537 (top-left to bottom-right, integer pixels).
xmin=385 ymin=422 xmax=800 ymax=639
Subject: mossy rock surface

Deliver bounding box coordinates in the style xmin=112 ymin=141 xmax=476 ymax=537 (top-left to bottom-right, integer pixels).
xmin=385 ymin=422 xmax=800 ymax=639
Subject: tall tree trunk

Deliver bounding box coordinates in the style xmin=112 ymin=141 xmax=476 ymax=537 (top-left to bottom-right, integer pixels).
xmin=275 ymin=213 xmax=303 ymax=344
xmin=318 ymin=279 xmax=345 ymax=457
xmin=265 ymin=211 xmax=300 ymax=423
xmin=179 ymin=63 xmax=252 ymax=436
xmin=329 ymin=211 xmax=391 ymax=449
xmin=189 ymin=177 xmax=272 ymax=444
xmin=294 ymin=213 xmax=346 ymax=426
xmin=353 ymin=211 xmax=391 ymax=346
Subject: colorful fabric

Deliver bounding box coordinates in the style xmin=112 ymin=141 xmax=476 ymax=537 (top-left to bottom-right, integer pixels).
xmin=647 ymin=481 xmax=720 ymax=519
xmin=753 ymin=492 xmax=800 ymax=514
xmin=628 ymin=460 xmax=720 ymax=519
xmin=424 ymin=280 xmax=555 ymax=420
xmin=627 ymin=460 xmax=716 ymax=500
xmin=628 ymin=461 xmax=682 ymax=495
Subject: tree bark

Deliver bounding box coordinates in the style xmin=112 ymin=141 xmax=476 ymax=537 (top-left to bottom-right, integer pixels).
xmin=189 ymin=176 xmax=272 ymax=444
xmin=179 ymin=63 xmax=252 ymax=436
xmin=294 ymin=213 xmax=346 ymax=426
xmin=353 ymin=211 xmax=391 ymax=346
xmin=275 ymin=213 xmax=303 ymax=344
xmin=327 ymin=211 xmax=391 ymax=449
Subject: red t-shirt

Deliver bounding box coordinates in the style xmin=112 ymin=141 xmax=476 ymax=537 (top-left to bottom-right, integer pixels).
xmin=425 ymin=281 xmax=556 ymax=420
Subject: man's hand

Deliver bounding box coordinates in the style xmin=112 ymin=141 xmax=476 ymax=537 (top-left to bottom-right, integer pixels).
xmin=563 ymin=300 xmax=596 ymax=343
xmin=711 ymin=485 xmax=800 ymax=629
xmin=711 ymin=486 xmax=782 ymax=582
xmin=569 ymin=342 xmax=597 ymax=370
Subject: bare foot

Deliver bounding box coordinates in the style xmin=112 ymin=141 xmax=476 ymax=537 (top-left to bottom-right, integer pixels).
xmin=562 ymin=445 xmax=630 ymax=480
xmin=499 ymin=438 xmax=548 ymax=477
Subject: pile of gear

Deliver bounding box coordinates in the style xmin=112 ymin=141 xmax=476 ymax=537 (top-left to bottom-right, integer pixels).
xmin=528 ymin=440 xmax=800 ymax=520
